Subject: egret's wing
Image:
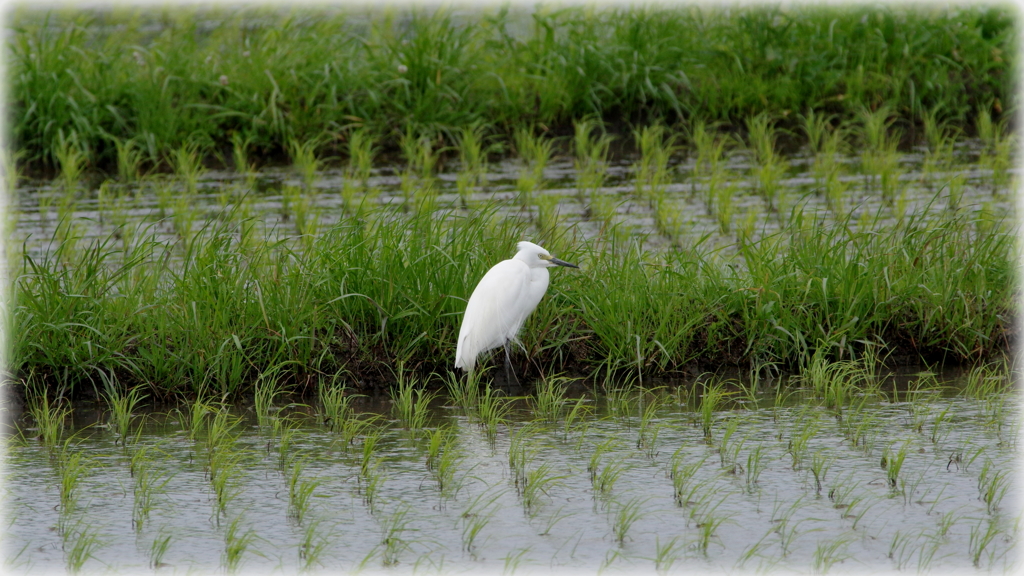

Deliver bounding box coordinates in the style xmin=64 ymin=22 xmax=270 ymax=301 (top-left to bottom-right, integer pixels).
xmin=455 ymin=260 xmax=531 ymax=370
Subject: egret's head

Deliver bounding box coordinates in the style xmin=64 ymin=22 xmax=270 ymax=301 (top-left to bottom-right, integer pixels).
xmin=515 ymin=241 xmax=579 ymax=269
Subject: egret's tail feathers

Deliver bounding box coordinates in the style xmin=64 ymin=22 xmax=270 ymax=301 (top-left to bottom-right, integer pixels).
xmin=454 ymin=338 xmax=475 ymax=372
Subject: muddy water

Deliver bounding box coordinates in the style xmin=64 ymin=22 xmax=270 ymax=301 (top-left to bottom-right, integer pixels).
xmin=4 ymin=374 xmax=1019 ymax=573
xmin=8 ymin=141 xmax=1017 ymax=260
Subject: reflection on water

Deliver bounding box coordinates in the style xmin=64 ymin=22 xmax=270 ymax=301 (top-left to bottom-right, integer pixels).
xmin=3 ymin=374 xmax=1019 ymax=573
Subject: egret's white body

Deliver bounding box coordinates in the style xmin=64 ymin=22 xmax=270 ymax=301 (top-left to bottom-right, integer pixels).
xmin=455 ymin=241 xmax=577 ymax=372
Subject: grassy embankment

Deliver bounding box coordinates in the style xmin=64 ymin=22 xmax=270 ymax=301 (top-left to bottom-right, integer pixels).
xmin=7 ymin=4 xmax=1015 ymax=175
xmin=10 ymin=193 xmax=1015 ymax=400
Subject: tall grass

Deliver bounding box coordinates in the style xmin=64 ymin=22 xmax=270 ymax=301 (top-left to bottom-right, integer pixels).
xmin=10 ymin=6 xmax=1012 ymax=174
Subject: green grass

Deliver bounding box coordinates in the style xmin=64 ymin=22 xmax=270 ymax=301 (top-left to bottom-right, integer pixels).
xmin=10 ymin=195 xmax=1014 ymax=399
xmin=9 ymin=5 xmax=1014 ymax=174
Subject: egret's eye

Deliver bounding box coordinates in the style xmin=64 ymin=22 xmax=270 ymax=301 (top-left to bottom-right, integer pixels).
xmin=538 ymin=254 xmax=552 ymax=261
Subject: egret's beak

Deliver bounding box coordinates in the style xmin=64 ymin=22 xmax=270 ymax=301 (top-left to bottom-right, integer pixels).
xmin=551 ymin=257 xmax=579 ymax=269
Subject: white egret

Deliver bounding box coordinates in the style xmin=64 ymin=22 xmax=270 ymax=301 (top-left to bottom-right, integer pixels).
xmin=455 ymin=241 xmax=578 ymax=376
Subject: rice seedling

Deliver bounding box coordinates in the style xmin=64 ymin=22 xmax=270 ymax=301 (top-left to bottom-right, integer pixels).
xmin=101 ymin=375 xmax=147 ymax=450
xmin=429 ymin=429 xmax=464 ymax=499
xmin=976 ymin=108 xmax=1015 ymax=192
xmin=633 ymin=123 xmax=676 ymax=208
xmin=54 ymin=441 xmax=87 ymax=522
xmin=131 ymin=447 xmax=173 ymax=531
xmin=176 ymin=401 xmax=206 ymax=449
xmin=423 ymin=425 xmax=448 ymax=470
xmin=717 ymin=417 xmax=745 ymax=471
xmin=697 ymin=379 xmax=730 ymax=441
xmin=801 ymin=349 xmax=867 ymax=414
xmin=389 ymin=369 xmax=435 ymax=431
xmin=114 ymin=137 xmax=146 ymax=182
xmin=786 ymin=409 xmax=821 ymax=469
xmin=587 ymin=436 xmax=617 ymax=481
xmin=231 ymin=132 xmax=256 ymax=179
xmin=360 ymin=457 xmax=386 ymax=510
xmin=977 ymin=459 xmax=1010 ymax=513
xmin=746 ymin=113 xmax=785 ymax=209
xmin=531 ymin=374 xmax=570 ymax=422
xmin=63 ymin=523 xmax=103 ymax=574
xmin=346 ymin=128 xmax=376 ymax=188
xmin=298 ymin=517 xmax=330 ymax=571
xmin=800 ymin=109 xmax=835 ymax=155
xmin=592 ymin=457 xmax=629 ymax=504
xmin=808 ymin=449 xmax=834 ymax=494
xmin=171 ymin=193 xmax=200 ymax=239
xmin=288 ymin=136 xmax=323 ymax=192
xmin=669 ymin=450 xmax=707 ymax=506
xmin=54 ymin=130 xmax=86 ymax=194
xmin=813 ymin=534 xmax=852 ymax=574
xmin=286 ymin=458 xmax=322 ymax=524
xmin=609 ymin=496 xmax=646 ymax=544
xmin=653 ymin=535 xmax=685 ymax=574
xmin=880 ymin=441 xmax=909 ymax=489
xmin=477 ymin=385 xmax=514 ymax=441
xmin=713 ymin=178 xmax=738 ymax=234
xmin=927 ymin=402 xmax=954 ymax=444
xmin=149 ymin=529 xmax=172 ymax=569
xmin=379 ymin=504 xmax=412 ymax=566
xmin=400 ymin=127 xmax=438 ymax=182
xmin=171 ymin=139 xmax=206 ymax=195
xmin=252 ymin=366 xmax=287 ymax=430
xmin=562 ymin=396 xmax=592 ymax=443
xmin=208 ymin=444 xmax=245 ymax=519
xmin=280 ymin=184 xmax=302 ymax=222
xmin=457 ymin=122 xmax=489 ymax=187
xmin=503 ymin=547 xmax=532 ymax=575
xmin=735 ymin=532 xmax=774 ymax=569
xmin=888 ymin=530 xmax=913 ymax=564
xmin=514 ymin=126 xmax=555 ymax=185
xmin=443 ymin=369 xmax=479 ymax=411
xmin=25 ymin=386 xmax=70 ymax=449
xmin=293 ymin=192 xmax=321 ymax=237
xmin=842 ymin=496 xmax=874 ymax=530
xmin=842 ymin=399 xmax=879 ymax=453
xmin=693 ymin=511 xmax=728 ymax=555
xmin=745 ymin=443 xmax=766 ymax=492
xmin=318 ymin=379 xmax=358 ymax=427
xmin=460 ymin=488 xmax=503 ymax=554
xmin=636 ymin=391 xmax=663 ymax=458
xmin=602 ymin=383 xmax=637 ymax=427
xmin=222 ymin=515 xmax=259 ymax=573
xmin=360 ymin=429 xmax=383 ymax=478
xmin=520 ymin=462 xmax=566 ymax=517
xmin=509 ymin=424 xmax=539 ymax=488
xmin=689 ymin=119 xmax=729 ymax=178
xmin=969 ymin=518 xmax=1001 ymax=567
xmin=573 ymin=117 xmax=614 ymax=201
xmin=858 ymin=105 xmax=903 ymax=202
xmin=770 ymin=497 xmax=809 ymax=557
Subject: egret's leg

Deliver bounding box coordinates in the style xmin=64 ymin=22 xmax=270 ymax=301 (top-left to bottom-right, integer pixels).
xmin=503 ymin=341 xmax=518 ymax=387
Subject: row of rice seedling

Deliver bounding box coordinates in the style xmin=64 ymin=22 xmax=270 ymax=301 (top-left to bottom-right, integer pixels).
xmin=9 ymin=5 xmax=1012 ymax=174
xmin=8 ymin=359 xmax=1016 ymax=572
xmin=11 ymin=98 xmax=1010 ymax=267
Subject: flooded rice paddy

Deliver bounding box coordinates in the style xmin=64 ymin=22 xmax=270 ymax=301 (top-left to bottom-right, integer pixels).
xmin=3 ymin=369 xmax=1019 ymax=574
